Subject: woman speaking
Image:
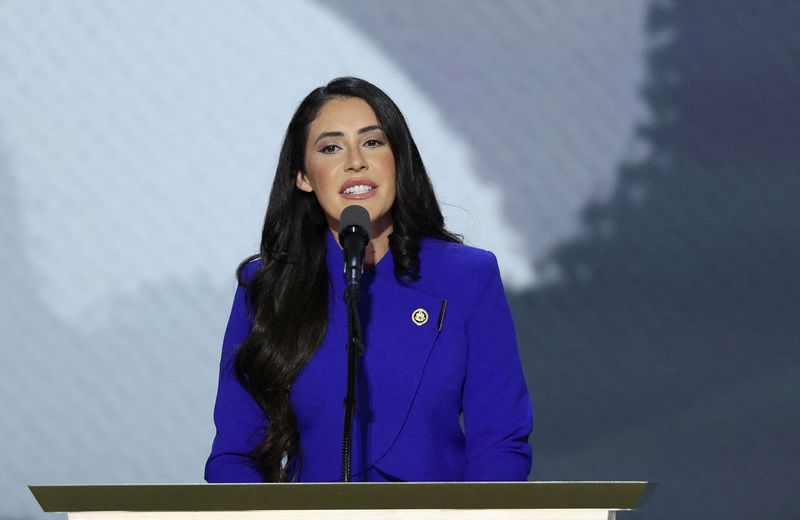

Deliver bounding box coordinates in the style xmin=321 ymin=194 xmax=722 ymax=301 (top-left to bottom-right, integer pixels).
xmin=205 ymin=77 xmax=532 ymax=482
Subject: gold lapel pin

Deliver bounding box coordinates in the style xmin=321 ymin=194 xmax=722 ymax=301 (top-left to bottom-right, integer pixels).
xmin=411 ymin=308 xmax=429 ymax=326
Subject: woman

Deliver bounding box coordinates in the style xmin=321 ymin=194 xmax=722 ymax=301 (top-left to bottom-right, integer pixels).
xmin=205 ymin=77 xmax=532 ymax=483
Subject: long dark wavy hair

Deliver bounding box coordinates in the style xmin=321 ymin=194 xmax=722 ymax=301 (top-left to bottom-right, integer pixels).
xmin=234 ymin=77 xmax=461 ymax=481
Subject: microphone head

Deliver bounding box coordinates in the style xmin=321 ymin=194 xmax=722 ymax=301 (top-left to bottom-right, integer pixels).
xmin=338 ymin=205 xmax=371 ymax=244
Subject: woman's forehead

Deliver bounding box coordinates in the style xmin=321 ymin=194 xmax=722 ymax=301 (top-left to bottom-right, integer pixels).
xmin=309 ymin=97 xmax=380 ymax=134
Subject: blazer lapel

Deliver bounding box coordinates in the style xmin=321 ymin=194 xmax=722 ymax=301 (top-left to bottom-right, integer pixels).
xmin=357 ymin=275 xmax=445 ymax=469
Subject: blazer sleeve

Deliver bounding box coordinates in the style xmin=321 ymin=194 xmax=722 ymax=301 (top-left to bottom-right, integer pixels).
xmin=204 ymin=275 xmax=266 ymax=482
xmin=462 ymin=251 xmax=533 ymax=480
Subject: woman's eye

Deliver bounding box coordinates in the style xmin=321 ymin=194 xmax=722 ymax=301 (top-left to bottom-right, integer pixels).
xmin=319 ymin=144 xmax=339 ymax=154
xmin=364 ymin=139 xmax=385 ymax=148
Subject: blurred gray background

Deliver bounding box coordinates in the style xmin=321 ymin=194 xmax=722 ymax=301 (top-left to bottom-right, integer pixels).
xmin=1 ymin=1 xmax=798 ymax=518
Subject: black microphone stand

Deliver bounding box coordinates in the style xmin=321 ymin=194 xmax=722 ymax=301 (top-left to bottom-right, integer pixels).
xmin=338 ymin=212 xmax=368 ymax=483
xmin=341 ymin=278 xmax=364 ymax=482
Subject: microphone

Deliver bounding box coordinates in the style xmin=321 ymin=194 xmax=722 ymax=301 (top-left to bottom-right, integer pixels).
xmin=338 ymin=205 xmax=370 ymax=292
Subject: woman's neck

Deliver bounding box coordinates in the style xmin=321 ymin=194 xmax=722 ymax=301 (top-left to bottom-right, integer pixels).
xmin=365 ymin=218 xmax=392 ymax=268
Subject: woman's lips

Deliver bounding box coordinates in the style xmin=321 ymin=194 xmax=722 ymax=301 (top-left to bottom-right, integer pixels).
xmin=340 ymin=179 xmax=377 ymax=199
xmin=340 ymin=185 xmax=377 ymax=199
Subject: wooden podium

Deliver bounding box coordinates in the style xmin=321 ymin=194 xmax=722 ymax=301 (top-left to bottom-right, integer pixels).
xmin=30 ymin=482 xmax=651 ymax=519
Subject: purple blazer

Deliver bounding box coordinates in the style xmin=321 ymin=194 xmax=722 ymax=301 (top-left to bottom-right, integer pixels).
xmin=205 ymin=231 xmax=533 ymax=482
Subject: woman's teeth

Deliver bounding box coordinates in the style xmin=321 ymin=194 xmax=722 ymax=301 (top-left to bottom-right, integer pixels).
xmin=343 ymin=185 xmax=373 ymax=195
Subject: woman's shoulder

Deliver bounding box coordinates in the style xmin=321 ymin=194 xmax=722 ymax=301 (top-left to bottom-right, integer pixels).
xmin=420 ymin=236 xmax=497 ymax=263
xmin=418 ymin=237 xmax=500 ymax=283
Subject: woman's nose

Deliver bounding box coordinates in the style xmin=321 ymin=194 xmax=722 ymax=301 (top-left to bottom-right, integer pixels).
xmin=345 ymin=147 xmax=367 ymax=172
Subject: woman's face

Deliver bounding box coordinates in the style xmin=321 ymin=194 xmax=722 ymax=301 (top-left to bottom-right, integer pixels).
xmin=296 ymin=96 xmax=396 ymax=235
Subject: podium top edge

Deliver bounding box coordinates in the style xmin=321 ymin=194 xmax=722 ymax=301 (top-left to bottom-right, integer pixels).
xmin=29 ymin=481 xmax=653 ymax=513
xmin=30 ymin=481 xmax=650 ymax=487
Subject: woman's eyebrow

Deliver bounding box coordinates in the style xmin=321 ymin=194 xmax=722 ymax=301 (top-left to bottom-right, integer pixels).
xmin=357 ymin=125 xmax=382 ymax=134
xmin=314 ymin=131 xmax=343 ymax=145
xmin=313 ymin=125 xmax=383 ymax=145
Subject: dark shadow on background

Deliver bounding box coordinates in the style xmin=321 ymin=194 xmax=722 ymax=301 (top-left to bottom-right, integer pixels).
xmin=320 ymin=0 xmax=800 ymax=517
xmin=507 ymin=1 xmax=800 ymax=518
